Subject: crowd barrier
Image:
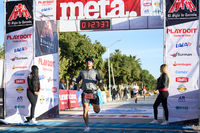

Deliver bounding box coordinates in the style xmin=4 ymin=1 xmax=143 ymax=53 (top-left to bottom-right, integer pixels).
xmin=59 ymin=90 xmax=107 ymax=110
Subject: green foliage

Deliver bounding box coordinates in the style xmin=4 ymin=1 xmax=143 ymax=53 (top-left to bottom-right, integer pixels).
xmin=0 ymin=44 xmax=4 ymax=59
xmin=103 ymin=49 xmax=156 ymax=90
xmin=59 ymin=32 xmax=106 ymax=81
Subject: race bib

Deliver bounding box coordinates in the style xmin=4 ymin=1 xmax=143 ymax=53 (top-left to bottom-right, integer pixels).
xmin=85 ymin=94 xmax=94 ymax=99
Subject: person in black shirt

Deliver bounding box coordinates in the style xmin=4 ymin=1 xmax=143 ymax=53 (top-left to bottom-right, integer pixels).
xmin=27 ymin=65 xmax=40 ymax=124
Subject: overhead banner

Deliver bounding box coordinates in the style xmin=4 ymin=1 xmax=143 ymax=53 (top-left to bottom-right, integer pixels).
xmin=5 ymin=0 xmax=34 ymax=119
xmin=57 ymin=0 xmax=164 ymax=32
xmin=165 ymin=0 xmax=199 ymax=124
xmin=35 ymin=0 xmax=57 ymax=21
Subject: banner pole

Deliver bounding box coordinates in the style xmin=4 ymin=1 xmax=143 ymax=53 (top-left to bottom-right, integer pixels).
xmin=3 ymin=0 xmax=6 ymax=118
xmin=33 ymin=0 xmax=35 ymax=65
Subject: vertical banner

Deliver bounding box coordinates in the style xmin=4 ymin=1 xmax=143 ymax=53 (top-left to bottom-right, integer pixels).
xmin=34 ymin=20 xmax=59 ymax=119
xmin=165 ymin=0 xmax=199 ymax=124
xmin=35 ymin=0 xmax=57 ymax=21
xmin=5 ymin=0 xmax=34 ymax=120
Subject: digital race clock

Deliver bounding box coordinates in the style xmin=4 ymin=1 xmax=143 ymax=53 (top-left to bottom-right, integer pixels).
xmin=80 ymin=19 xmax=110 ymax=30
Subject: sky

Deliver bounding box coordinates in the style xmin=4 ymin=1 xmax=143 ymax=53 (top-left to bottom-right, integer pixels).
xmin=0 ymin=1 xmax=164 ymax=79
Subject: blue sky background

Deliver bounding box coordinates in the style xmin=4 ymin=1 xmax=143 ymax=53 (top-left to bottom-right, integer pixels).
xmin=0 ymin=1 xmax=164 ymax=79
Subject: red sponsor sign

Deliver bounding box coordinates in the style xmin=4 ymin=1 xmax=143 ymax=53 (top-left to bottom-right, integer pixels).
xmin=52 ymin=87 xmax=57 ymax=93
xmin=57 ymin=0 xmax=141 ymax=20
xmin=68 ymin=90 xmax=79 ymax=108
xmin=143 ymin=3 xmax=152 ymax=6
xmin=14 ymin=79 xmax=25 ymax=84
xmin=176 ymin=77 xmax=189 ymax=83
xmin=59 ymin=89 xmax=69 ymax=110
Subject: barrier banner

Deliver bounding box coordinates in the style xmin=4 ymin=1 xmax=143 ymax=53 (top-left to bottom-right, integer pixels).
xmin=76 ymin=91 xmax=83 ymax=107
xmin=101 ymin=91 xmax=107 ymax=104
xmin=165 ymin=0 xmax=199 ymax=124
xmin=59 ymin=89 xmax=69 ymax=110
xmin=97 ymin=91 xmax=103 ymax=105
xmin=68 ymin=90 xmax=79 ymax=108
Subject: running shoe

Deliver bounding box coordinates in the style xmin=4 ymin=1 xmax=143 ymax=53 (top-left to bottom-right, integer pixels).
xmin=161 ymin=120 xmax=169 ymax=125
xmin=149 ymin=119 xmax=158 ymax=124
xmin=84 ymin=127 xmax=90 ymax=132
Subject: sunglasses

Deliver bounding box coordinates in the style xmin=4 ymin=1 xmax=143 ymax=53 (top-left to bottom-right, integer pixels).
xmin=86 ymin=60 xmax=93 ymax=63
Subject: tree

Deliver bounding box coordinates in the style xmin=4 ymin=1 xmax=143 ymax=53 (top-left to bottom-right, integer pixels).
xmin=103 ymin=49 xmax=142 ymax=86
xmin=0 ymin=44 xmax=4 ymax=59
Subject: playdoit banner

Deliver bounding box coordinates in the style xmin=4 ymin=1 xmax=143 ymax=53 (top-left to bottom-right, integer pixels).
xmin=165 ymin=0 xmax=199 ymax=124
xmin=5 ymin=0 xmax=34 ymax=120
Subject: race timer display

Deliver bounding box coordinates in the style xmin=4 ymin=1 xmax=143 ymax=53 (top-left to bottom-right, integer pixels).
xmin=80 ymin=19 xmax=110 ymax=30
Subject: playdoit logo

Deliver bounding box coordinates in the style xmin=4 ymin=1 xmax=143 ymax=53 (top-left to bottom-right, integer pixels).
xmin=8 ymin=3 xmax=31 ymax=21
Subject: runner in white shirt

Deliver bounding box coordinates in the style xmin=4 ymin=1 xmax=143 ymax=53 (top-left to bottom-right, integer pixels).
xmin=133 ymin=83 xmax=139 ymax=103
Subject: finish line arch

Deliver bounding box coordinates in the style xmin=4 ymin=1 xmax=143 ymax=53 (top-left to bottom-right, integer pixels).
xmin=4 ymin=0 xmax=199 ymax=125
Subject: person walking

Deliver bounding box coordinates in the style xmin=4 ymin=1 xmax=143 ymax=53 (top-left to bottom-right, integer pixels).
xmin=123 ymin=87 xmax=129 ymax=101
xmin=27 ymin=65 xmax=40 ymax=124
xmin=143 ymin=86 xmax=147 ymax=100
xmin=133 ymin=83 xmax=139 ymax=103
xmin=149 ymin=64 xmax=170 ymax=125
xmin=111 ymin=88 xmax=117 ymax=101
xmin=71 ymin=58 xmax=103 ymax=132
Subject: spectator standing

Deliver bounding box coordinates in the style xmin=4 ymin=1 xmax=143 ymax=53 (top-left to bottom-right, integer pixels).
xmin=59 ymin=79 xmax=66 ymax=89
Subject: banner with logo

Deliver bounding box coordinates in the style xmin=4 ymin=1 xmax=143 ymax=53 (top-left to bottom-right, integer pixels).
xmin=35 ymin=0 xmax=56 ymax=21
xmin=68 ymin=90 xmax=79 ymax=108
xmin=57 ymin=0 xmax=164 ymax=32
xmin=34 ymin=53 xmax=59 ymax=119
xmin=165 ymin=0 xmax=199 ymax=124
xmin=35 ymin=20 xmax=58 ymax=57
xmin=59 ymin=89 xmax=69 ymax=110
xmin=141 ymin=0 xmax=163 ymax=16
xmin=5 ymin=0 xmax=34 ymax=120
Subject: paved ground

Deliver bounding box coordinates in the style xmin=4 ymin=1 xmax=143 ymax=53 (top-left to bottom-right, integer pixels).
xmin=0 ymin=95 xmax=200 ymax=132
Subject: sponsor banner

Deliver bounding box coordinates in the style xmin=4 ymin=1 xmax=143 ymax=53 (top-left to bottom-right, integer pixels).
xmin=165 ymin=0 xmax=199 ymax=124
xmin=57 ymin=0 xmax=140 ymax=20
xmin=168 ymin=92 xmax=199 ymax=122
xmin=57 ymin=0 xmax=164 ymax=31
xmin=6 ymin=0 xmax=33 ymax=34
xmin=141 ymin=0 xmax=163 ymax=16
xmin=35 ymin=20 xmax=58 ymax=57
xmin=34 ymin=53 xmax=59 ymax=118
xmin=166 ymin=0 xmax=198 ymax=20
xmin=35 ymin=0 xmax=56 ymax=21
xmin=59 ymin=90 xmax=69 ymax=110
xmin=68 ymin=90 xmax=79 ymax=108
xmin=5 ymin=25 xmax=33 ymax=118
xmin=0 ymin=59 xmax=4 ymax=88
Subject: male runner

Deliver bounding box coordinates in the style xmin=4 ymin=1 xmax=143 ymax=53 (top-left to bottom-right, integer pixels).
xmin=133 ymin=83 xmax=139 ymax=103
xmin=71 ymin=58 xmax=103 ymax=132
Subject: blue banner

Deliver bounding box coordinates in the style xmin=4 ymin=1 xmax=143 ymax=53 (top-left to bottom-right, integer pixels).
xmin=76 ymin=91 xmax=83 ymax=107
